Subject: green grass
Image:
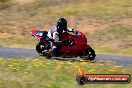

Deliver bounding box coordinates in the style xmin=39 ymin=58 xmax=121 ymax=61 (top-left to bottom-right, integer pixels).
xmin=0 ymin=58 xmax=132 ymax=88
xmin=11 ymin=0 xmax=132 ymax=19
xmin=0 ymin=37 xmax=37 ymax=48
xmin=0 ymin=1 xmax=132 ymax=87
xmin=88 ymin=24 xmax=132 ymax=55
xmin=0 ymin=0 xmax=132 ymax=55
xmin=92 ymin=45 xmax=132 ymax=56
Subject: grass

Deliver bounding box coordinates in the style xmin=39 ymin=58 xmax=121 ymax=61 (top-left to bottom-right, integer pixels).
xmin=0 ymin=0 xmax=10 ymax=2
xmin=16 ymin=0 xmax=132 ymax=19
xmin=0 ymin=37 xmax=37 ymax=48
xmin=0 ymin=58 xmax=132 ymax=88
xmin=0 ymin=1 xmax=132 ymax=88
xmin=92 ymin=45 xmax=132 ymax=56
xmin=0 ymin=0 xmax=132 ymax=55
xmin=88 ymin=24 xmax=132 ymax=55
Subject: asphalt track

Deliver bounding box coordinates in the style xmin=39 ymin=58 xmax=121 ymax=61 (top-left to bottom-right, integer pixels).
xmin=0 ymin=47 xmax=132 ymax=66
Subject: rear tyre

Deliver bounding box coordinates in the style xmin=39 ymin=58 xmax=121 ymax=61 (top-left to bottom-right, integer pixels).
xmin=87 ymin=47 xmax=96 ymax=61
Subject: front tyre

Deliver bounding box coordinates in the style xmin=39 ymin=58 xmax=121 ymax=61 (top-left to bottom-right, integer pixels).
xmin=36 ymin=42 xmax=49 ymax=56
xmin=87 ymin=47 xmax=96 ymax=61
xmin=36 ymin=42 xmax=43 ymax=55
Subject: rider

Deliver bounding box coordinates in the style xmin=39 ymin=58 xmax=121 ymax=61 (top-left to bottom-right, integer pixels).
xmin=47 ymin=18 xmax=81 ymax=55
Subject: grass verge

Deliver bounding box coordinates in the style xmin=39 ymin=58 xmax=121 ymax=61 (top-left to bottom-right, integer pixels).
xmin=0 ymin=58 xmax=131 ymax=88
xmin=92 ymin=45 xmax=132 ymax=56
xmin=88 ymin=24 xmax=132 ymax=56
xmin=0 ymin=37 xmax=37 ymax=48
xmin=0 ymin=0 xmax=132 ymax=55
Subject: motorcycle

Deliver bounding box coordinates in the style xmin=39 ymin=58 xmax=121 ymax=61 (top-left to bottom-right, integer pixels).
xmin=30 ymin=29 xmax=96 ymax=60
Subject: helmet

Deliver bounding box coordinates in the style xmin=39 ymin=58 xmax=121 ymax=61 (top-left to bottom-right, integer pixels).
xmin=57 ymin=18 xmax=67 ymax=34
xmin=57 ymin=26 xmax=63 ymax=34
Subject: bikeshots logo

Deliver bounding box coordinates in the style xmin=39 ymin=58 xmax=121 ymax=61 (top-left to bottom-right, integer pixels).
xmin=76 ymin=66 xmax=131 ymax=85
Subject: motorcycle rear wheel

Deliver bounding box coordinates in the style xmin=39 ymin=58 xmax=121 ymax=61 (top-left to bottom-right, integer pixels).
xmin=87 ymin=47 xmax=96 ymax=61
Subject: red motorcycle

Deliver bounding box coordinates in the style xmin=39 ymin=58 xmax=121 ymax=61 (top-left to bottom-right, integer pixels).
xmin=31 ymin=29 xmax=96 ymax=60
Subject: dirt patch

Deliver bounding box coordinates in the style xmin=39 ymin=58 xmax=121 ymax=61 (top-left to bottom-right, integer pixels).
xmin=73 ymin=18 xmax=132 ymax=33
xmin=14 ymin=0 xmax=36 ymax=4
xmin=0 ymin=17 xmax=132 ymax=37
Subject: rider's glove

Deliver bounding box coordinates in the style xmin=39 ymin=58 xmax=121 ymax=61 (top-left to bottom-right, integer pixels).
xmin=77 ymin=34 xmax=82 ymax=38
xmin=72 ymin=29 xmax=81 ymax=36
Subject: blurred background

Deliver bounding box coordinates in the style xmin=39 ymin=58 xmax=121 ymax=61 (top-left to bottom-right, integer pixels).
xmin=0 ymin=0 xmax=132 ymax=55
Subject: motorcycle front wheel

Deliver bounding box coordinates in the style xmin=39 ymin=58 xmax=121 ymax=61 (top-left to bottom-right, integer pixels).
xmin=36 ymin=42 xmax=50 ymax=56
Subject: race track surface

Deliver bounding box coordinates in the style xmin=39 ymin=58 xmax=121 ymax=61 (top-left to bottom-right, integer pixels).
xmin=0 ymin=47 xmax=132 ymax=66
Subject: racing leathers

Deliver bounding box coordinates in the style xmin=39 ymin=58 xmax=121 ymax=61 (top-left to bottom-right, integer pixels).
xmin=47 ymin=25 xmax=80 ymax=54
